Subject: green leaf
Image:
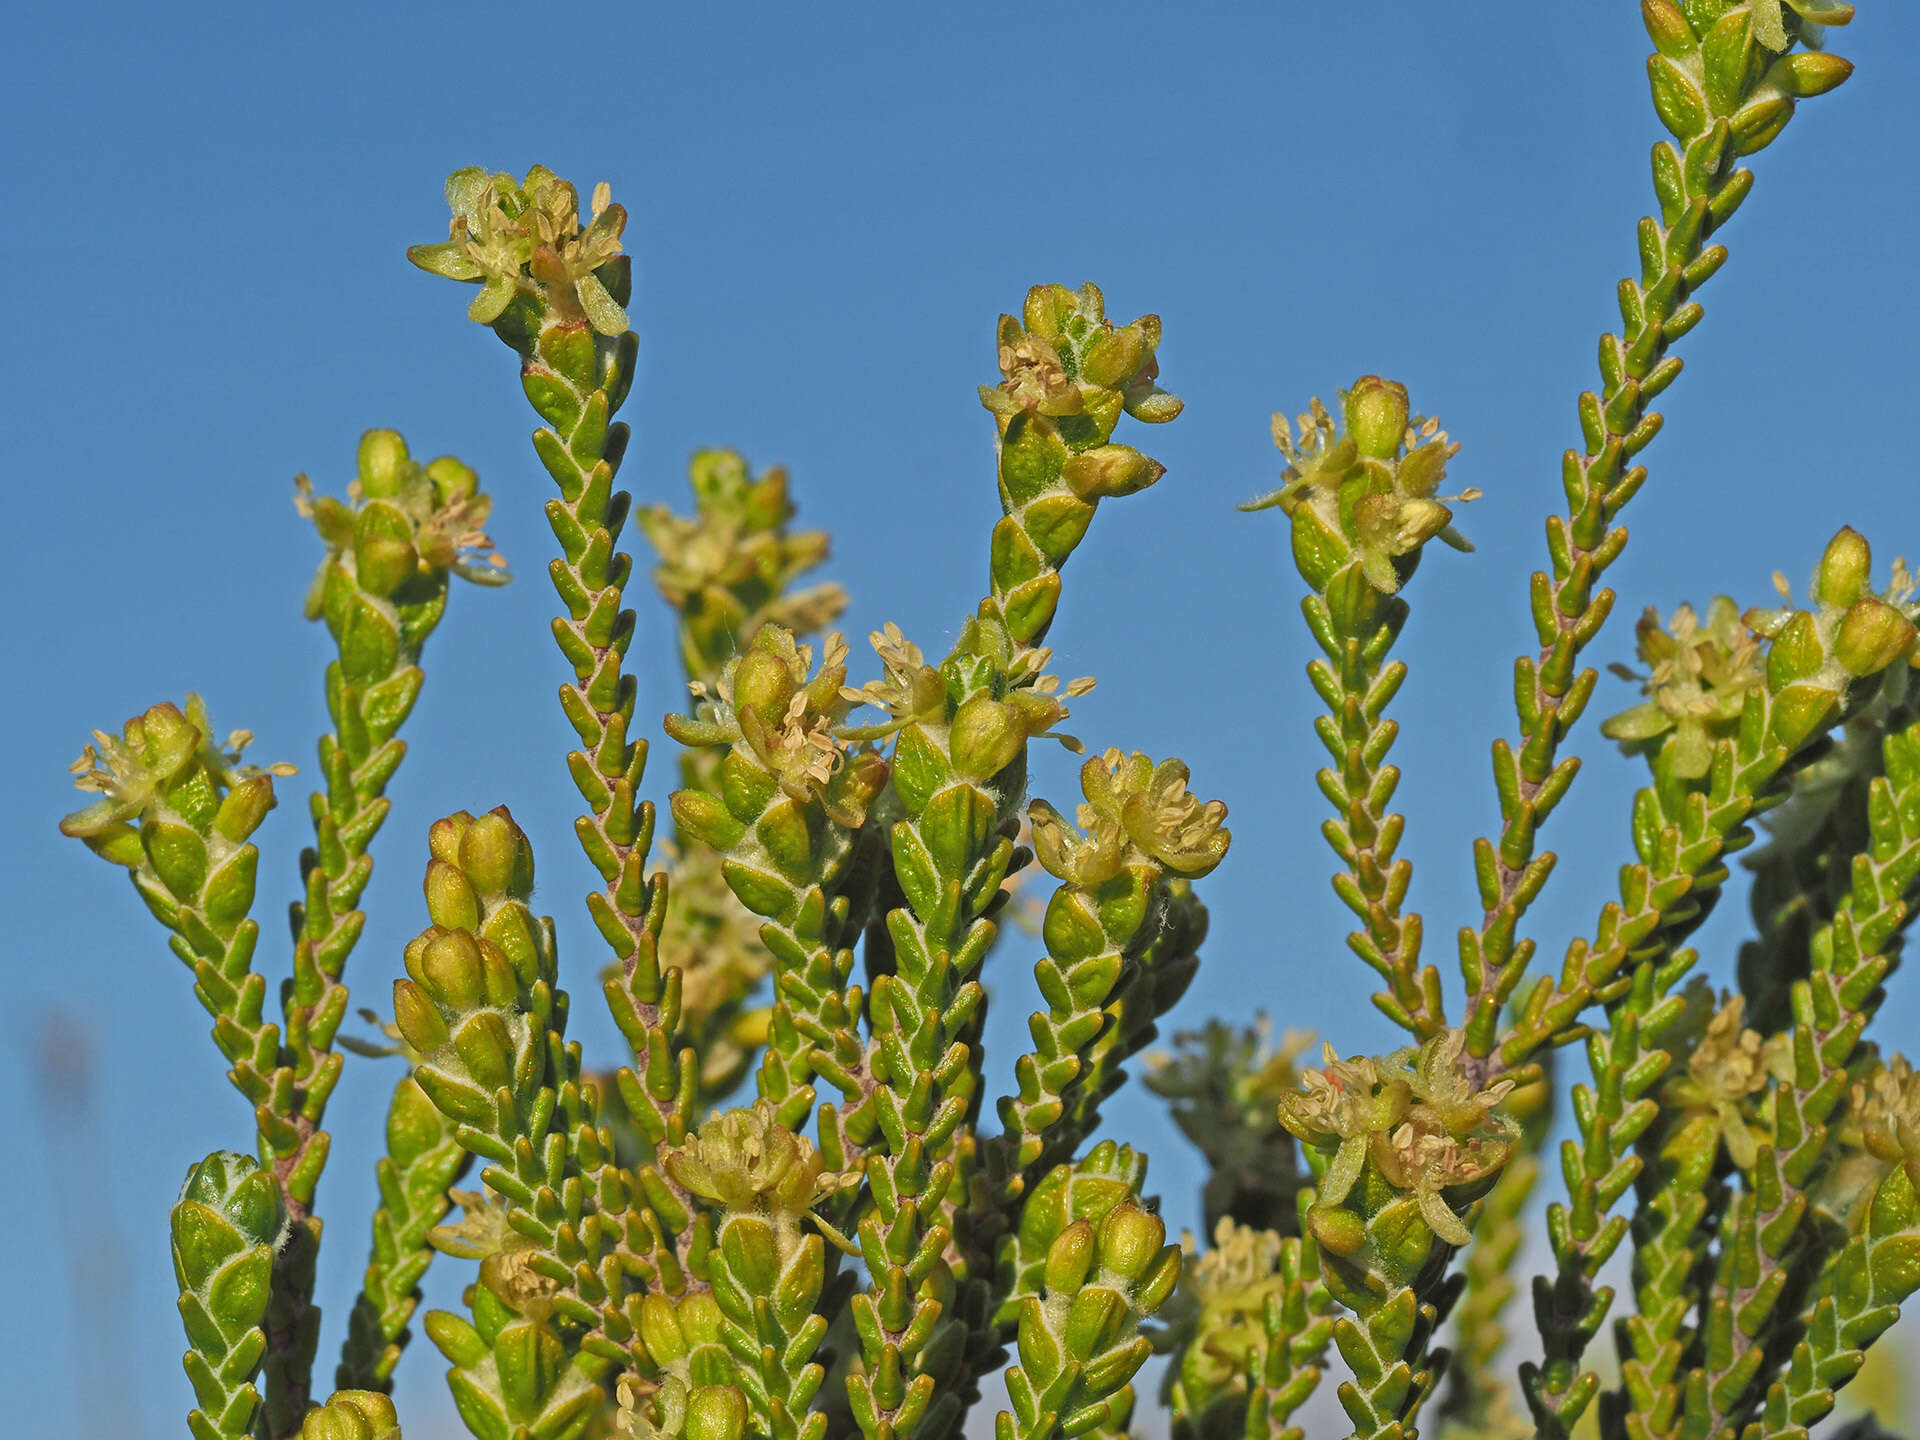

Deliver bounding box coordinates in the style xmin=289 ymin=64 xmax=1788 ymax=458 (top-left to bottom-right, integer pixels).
xmin=575 ymin=271 xmax=630 ymax=337
xmin=469 ymin=272 xmax=517 ymax=325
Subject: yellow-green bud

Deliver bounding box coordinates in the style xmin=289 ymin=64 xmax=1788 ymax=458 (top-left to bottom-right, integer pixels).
xmin=460 ymin=806 xmax=534 ymax=899
xmin=393 ymin=978 xmax=449 ymax=1052
xmin=1045 ymin=1219 xmax=1098 ymax=1294
xmin=685 ymin=1386 xmax=749 ymax=1440
xmin=214 ymin=775 xmax=277 ymax=843
xmin=1024 ymin=284 xmax=1076 ymax=343
xmin=428 ymin=812 xmax=467 ymax=867
xmin=1396 ymin=438 xmax=1450 ymax=498
xmin=178 ymin=1150 xmax=284 ymax=1245
xmin=357 ymin=429 xmax=411 ymax=499
xmin=733 ymin=648 xmax=797 ymax=727
xmin=1307 ymin=1203 xmax=1366 ymax=1256
xmin=1098 ymin=1203 xmax=1167 ymax=1281
xmin=639 ymin=1292 xmax=688 ymax=1364
xmin=950 ymin=694 xmax=1025 ymax=779
xmin=301 ymin=1392 xmax=400 ymax=1440
xmin=1345 ymin=376 xmax=1410 ymax=460
xmin=453 ymin=1011 xmax=516 ymax=1091
xmin=1062 ymin=444 xmax=1162 ymax=500
xmin=1835 ymin=598 xmax=1917 ymax=677
xmin=355 ymin=536 xmax=419 ymax=599
xmin=420 ymin=929 xmax=486 ymax=1009
xmin=1766 ymin=611 xmax=1828 ymax=690
xmin=1777 ymin=51 xmax=1854 ymax=99
xmin=138 ymin=702 xmax=202 ymax=777
xmin=425 ymin=858 xmax=481 ymax=931
xmin=679 ymin=1291 xmax=726 ymax=1347
xmin=1081 ymin=323 xmax=1149 ymax=388
xmin=720 ymin=1214 xmax=780 ymax=1293
xmin=427 ymin=454 xmax=480 ymax=503
xmin=1641 ymin=0 xmax=1695 ymax=58
xmin=1771 ymin=683 xmax=1840 ymax=751
xmin=1814 ymin=527 xmax=1872 ymax=608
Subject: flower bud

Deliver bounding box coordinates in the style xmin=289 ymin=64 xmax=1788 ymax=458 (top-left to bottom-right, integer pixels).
xmin=1396 ymin=437 xmax=1451 ymax=498
xmin=678 ymin=1291 xmax=726 ymax=1347
xmin=1835 ymin=598 xmax=1917 ymax=677
xmin=460 ymin=807 xmax=534 ymax=899
xmin=950 ymin=694 xmax=1025 ymax=779
xmin=301 ymin=1392 xmax=400 ymax=1440
xmin=426 ymin=455 xmax=480 ymax=503
xmin=420 ymin=929 xmax=486 ymax=1009
xmin=393 ymin=978 xmax=450 ymax=1052
xmin=1062 ymin=444 xmax=1163 ymax=501
xmin=1345 ymin=377 xmax=1410 ymax=460
xmin=1044 ymin=1219 xmax=1097 ymax=1294
xmin=1776 ymin=51 xmax=1854 ymax=99
xmin=136 ymin=702 xmax=202 ymax=779
xmin=354 ymin=536 xmax=419 ymax=599
xmin=685 ymin=1386 xmax=749 ymax=1440
xmin=178 ymin=1150 xmax=284 ymax=1248
xmin=1307 ymin=1202 xmax=1366 ymax=1257
xmin=1641 ymin=0 xmax=1695 ymax=59
xmin=720 ymin=1214 xmax=780 ymax=1293
xmin=1771 ymin=683 xmax=1840 ymax=751
xmin=214 ymin=775 xmax=278 ymax=844
xmin=425 ymin=858 xmax=481 ymax=931
xmin=1023 ymin=284 xmax=1077 ymax=343
xmin=1766 ymin=611 xmax=1828 ymax=690
xmin=1098 ymin=1203 xmax=1167 ymax=1281
xmin=357 ymin=429 xmax=411 ymax=499
xmin=639 ymin=1292 xmax=688 ymax=1364
xmin=1814 ymin=527 xmax=1871 ymax=609
xmin=452 ymin=1011 xmax=516 ymax=1091
xmin=428 ymin=811 xmax=471 ymax=867
xmin=1081 ymin=323 xmax=1149 ymax=388
xmin=732 ymin=648 xmax=797 ymax=727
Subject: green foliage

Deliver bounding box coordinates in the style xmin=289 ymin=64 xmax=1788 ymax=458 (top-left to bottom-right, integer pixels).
xmin=173 ymin=1151 xmax=287 ymax=1440
xmin=60 ymin=8 xmax=1920 ymax=1440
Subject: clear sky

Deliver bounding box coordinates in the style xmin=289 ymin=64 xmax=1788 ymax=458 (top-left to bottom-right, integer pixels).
xmin=5 ymin=4 xmax=1918 ymax=1437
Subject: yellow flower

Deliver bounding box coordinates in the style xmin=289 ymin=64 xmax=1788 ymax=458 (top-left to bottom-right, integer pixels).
xmin=1602 ymin=598 xmax=1764 ymax=779
xmin=661 ymin=1101 xmax=857 ymax=1218
xmin=1664 ymin=992 xmax=1771 ymax=1169
xmin=1278 ymin=1030 xmax=1515 ymax=1241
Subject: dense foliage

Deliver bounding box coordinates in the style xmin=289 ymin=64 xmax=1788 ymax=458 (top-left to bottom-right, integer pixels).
xmin=61 ymin=6 xmax=1920 ymax=1440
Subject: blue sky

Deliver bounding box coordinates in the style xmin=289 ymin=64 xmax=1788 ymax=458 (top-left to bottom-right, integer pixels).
xmin=5 ymin=4 xmax=1918 ymax=1436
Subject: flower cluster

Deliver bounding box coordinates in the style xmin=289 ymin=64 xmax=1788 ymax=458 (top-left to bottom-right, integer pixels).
xmin=61 ymin=695 xmax=293 ymax=850
xmin=1602 ymin=597 xmax=1767 ymax=778
xmin=979 ymin=281 xmax=1182 ymax=433
xmin=1028 ymin=749 xmax=1231 ymax=887
xmin=1663 ymin=988 xmax=1776 ymax=1169
xmin=294 ymin=430 xmax=508 ymax=604
xmin=639 ymin=451 xmax=847 ymax=689
xmin=668 ymin=629 xmax=864 ymax=812
xmin=407 ymin=166 xmax=630 ymax=335
xmin=1245 ymin=377 xmax=1478 ymax=595
xmin=1279 ymin=1031 xmax=1516 ymax=1250
xmin=660 ymin=1100 xmax=858 ymax=1220
xmin=1162 ymin=1219 xmax=1291 ymax=1398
